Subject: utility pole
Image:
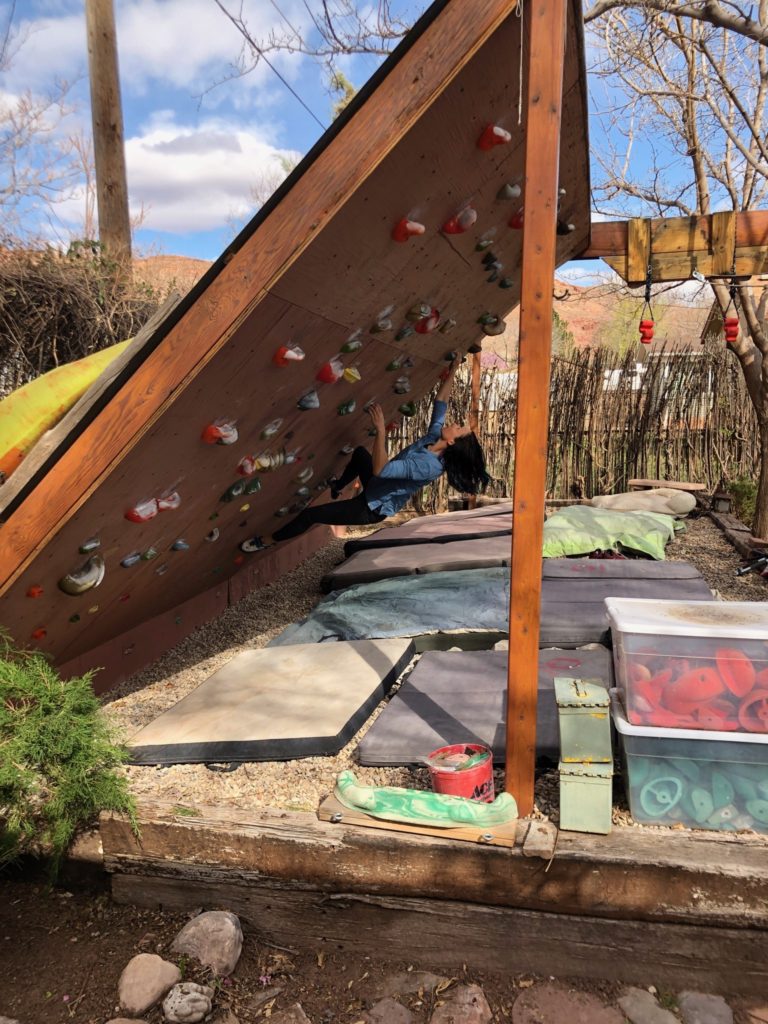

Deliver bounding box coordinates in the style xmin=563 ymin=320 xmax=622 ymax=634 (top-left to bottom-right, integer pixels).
xmin=85 ymin=0 xmax=132 ymax=266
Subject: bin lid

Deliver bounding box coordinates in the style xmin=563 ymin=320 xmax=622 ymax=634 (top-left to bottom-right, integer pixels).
xmin=605 ymin=597 xmax=768 ymax=640
xmin=554 ymin=677 xmax=609 ymax=708
xmin=610 ymin=690 xmax=768 ymax=744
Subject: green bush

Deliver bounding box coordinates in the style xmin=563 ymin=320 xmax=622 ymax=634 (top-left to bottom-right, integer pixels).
xmin=0 ymin=634 xmax=136 ymax=873
xmin=729 ymin=475 xmax=757 ymax=527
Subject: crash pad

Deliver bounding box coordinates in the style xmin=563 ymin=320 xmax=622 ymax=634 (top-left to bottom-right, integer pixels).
xmin=543 ymin=505 xmax=680 ymax=559
xmin=127 ymin=638 xmax=414 ymax=764
xmin=344 ymin=510 xmax=512 ymax=556
xmin=357 ymin=646 xmax=614 ymax=766
xmin=323 ymin=534 xmax=511 ymax=592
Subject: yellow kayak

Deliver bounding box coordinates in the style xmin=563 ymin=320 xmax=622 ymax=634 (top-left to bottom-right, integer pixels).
xmin=0 ymin=340 xmax=130 ymax=482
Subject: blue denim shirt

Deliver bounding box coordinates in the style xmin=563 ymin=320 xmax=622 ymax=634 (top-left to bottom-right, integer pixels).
xmin=364 ymin=400 xmax=446 ymax=517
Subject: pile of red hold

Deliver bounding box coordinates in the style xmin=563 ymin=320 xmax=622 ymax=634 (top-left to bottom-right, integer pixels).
xmin=625 ymin=646 xmax=768 ymax=733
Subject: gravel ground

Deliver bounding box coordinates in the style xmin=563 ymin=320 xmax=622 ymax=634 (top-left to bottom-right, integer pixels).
xmin=102 ymin=512 xmax=768 ymax=832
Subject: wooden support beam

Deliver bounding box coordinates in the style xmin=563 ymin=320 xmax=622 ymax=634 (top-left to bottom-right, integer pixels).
xmin=626 ymin=218 xmax=651 ymax=283
xmin=710 ymin=210 xmax=736 ymax=276
xmin=506 ymin=0 xmax=568 ymax=814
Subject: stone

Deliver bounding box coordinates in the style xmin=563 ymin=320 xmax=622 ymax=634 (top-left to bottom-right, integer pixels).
xmin=267 ymin=1005 xmax=312 ymax=1024
xmin=493 ymin=640 xmax=509 ymax=651
xmin=106 ymin=1020 xmax=148 ymax=1024
xmin=429 ymin=985 xmax=492 ymax=1024
xmin=171 ymin=910 xmax=243 ymax=977
xmin=369 ymin=971 xmax=450 ymax=1003
xmin=512 ymin=982 xmax=625 ymax=1024
xmin=521 ymin=820 xmax=558 ymax=860
xmin=678 ymin=992 xmax=733 ymax=1024
xmin=162 ymin=982 xmax=214 ymax=1023
xmin=364 ymin=997 xmax=414 ymax=1024
xmin=618 ymin=988 xmax=680 ymax=1024
xmin=249 ymin=986 xmax=284 ymax=1012
xmin=118 ymin=953 xmax=182 ymax=1015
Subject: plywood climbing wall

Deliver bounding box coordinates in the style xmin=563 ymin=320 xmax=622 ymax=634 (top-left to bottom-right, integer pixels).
xmin=0 ymin=0 xmax=590 ymax=679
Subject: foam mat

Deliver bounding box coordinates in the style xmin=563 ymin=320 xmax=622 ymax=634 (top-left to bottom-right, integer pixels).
xmin=344 ymin=511 xmax=512 ymax=556
xmin=128 ymin=638 xmax=414 ymax=765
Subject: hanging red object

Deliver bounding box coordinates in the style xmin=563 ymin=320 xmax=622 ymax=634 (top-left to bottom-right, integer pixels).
xmin=477 ymin=124 xmax=511 ymax=150
xmin=442 ymin=207 xmax=477 ymax=234
xmin=415 ymin=307 xmax=440 ymax=334
xmin=639 ymin=318 xmax=655 ymax=345
xmin=508 ymin=208 xmax=524 ymax=230
xmin=724 ymin=315 xmax=740 ymax=344
xmin=392 ymin=217 xmax=425 ymax=242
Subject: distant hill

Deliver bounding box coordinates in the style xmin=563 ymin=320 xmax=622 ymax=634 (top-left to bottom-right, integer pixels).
xmin=133 ymin=255 xmax=212 ymax=295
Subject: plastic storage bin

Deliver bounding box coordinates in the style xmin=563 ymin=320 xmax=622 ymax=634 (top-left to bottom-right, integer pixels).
xmin=606 ymin=597 xmax=768 ymax=734
xmin=611 ymin=692 xmax=768 ymax=832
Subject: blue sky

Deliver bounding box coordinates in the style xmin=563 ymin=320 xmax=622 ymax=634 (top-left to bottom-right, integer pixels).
xmin=3 ymin=0 xmax=430 ymax=259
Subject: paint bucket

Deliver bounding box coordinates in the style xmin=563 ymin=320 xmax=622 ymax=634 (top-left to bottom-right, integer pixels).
xmin=426 ymin=743 xmax=494 ymax=803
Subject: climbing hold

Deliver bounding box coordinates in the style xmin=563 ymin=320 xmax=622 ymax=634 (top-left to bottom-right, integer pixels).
xmin=370 ymin=317 xmax=393 ymax=333
xmin=745 ymin=798 xmax=768 ymax=824
xmin=439 ymin=317 xmax=457 ymax=334
xmin=201 ymin=418 xmax=238 ymax=445
xmin=399 ymin=401 xmax=417 ymax=417
xmin=341 ymin=336 xmax=363 ymax=355
xmin=394 ymin=376 xmax=411 ymax=395
xmin=478 ymin=124 xmax=511 ymax=150
xmin=31 ymin=627 xmax=47 ymax=641
xmin=482 ymin=251 xmax=499 ymax=265
xmin=297 ymin=389 xmax=320 ymax=410
xmin=340 ymin=444 xmax=355 ymax=455
xmin=260 ymin=418 xmax=283 ymax=439
xmin=392 ymin=217 xmax=426 ymax=242
xmin=125 ymin=498 xmax=158 ymax=523
xmin=386 ymin=357 xmax=404 ymax=371
xmin=317 ymin=357 xmax=344 ymax=383
xmin=343 ymin=366 xmax=362 ymax=384
xmin=155 ymin=564 xmax=168 ymax=576
xmin=338 ymin=399 xmax=356 ymax=416
xmin=415 ymin=308 xmax=440 ymax=334
xmin=711 ymin=770 xmax=736 ymax=809
xmin=121 ymin=552 xmax=141 ymax=568
xmin=297 ymin=466 xmax=314 ymax=483
xmin=290 ymin=500 xmax=310 ymax=514
xmin=69 ymin=614 xmax=80 ymax=623
xmin=497 ymin=182 xmax=522 ymax=201
xmin=141 ymin=547 xmax=158 ymax=560
xmin=395 ymin=325 xmax=415 ymax=341
xmin=237 ymin=455 xmax=257 ymax=476
xmin=220 ymin=480 xmax=246 ymax=503
xmin=79 ymin=537 xmax=101 ymax=554
xmin=58 ymin=554 xmax=106 ymax=596
xmin=508 ymin=208 xmax=524 ymax=230
xmin=171 ymin=539 xmax=189 ymax=551
xmin=157 ymin=490 xmax=181 ymax=512
xmin=557 ymin=220 xmax=576 ymax=235
xmin=468 ymin=343 xmax=482 ymax=354
xmin=499 ymin=277 xmax=514 ymax=289
xmin=442 ymin=207 xmax=477 ymax=234
xmin=275 ymin=506 xmax=291 ymax=517
xmin=443 ymin=351 xmax=459 ymax=362
xmin=738 ymin=689 xmax=768 ymax=732
xmin=724 ymin=315 xmax=740 ymax=344
xmin=639 ymin=776 xmax=683 ymax=817
xmin=475 ymin=239 xmax=495 ymax=251
xmin=478 ymin=314 xmax=507 ymax=337
xmin=26 ymin=585 xmax=44 ymax=599
xmin=639 ymin=318 xmax=655 ymax=345
xmin=273 ymin=343 xmax=305 ymax=367
xmin=296 ymin=486 xmax=311 ymax=498
xmin=716 ymin=647 xmax=756 ymax=697
xmin=205 ymin=529 xmax=220 ymax=542
xmin=407 ymin=302 xmax=432 ymax=322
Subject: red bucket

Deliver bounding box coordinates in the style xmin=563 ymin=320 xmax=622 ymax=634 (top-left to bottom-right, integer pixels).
xmin=427 ymin=743 xmax=494 ymax=803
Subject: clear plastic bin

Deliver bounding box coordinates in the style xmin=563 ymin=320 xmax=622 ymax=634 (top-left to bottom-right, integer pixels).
xmin=611 ymin=691 xmax=768 ymax=832
xmin=606 ymin=597 xmax=768 ymax=734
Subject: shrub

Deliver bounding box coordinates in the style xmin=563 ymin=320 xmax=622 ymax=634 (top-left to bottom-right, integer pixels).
xmin=0 ymin=634 xmax=136 ymax=873
xmin=729 ymin=474 xmax=757 ymax=527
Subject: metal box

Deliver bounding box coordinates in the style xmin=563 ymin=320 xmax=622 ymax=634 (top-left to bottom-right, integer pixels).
xmin=554 ymin=677 xmax=611 ymax=763
xmin=559 ymin=761 xmax=613 ymax=834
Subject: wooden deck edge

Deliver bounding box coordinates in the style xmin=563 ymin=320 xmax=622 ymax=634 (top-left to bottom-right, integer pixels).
xmin=708 ymin=509 xmax=754 ymax=558
xmin=110 ymin=872 xmax=768 ymax=997
xmin=101 ymin=800 xmax=768 ymax=929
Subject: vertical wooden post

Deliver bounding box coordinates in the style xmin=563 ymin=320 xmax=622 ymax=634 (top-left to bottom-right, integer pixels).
xmin=505 ymin=0 xmax=568 ymax=814
xmin=85 ymin=0 xmax=132 ymax=265
xmin=467 ymin=350 xmax=482 ymax=509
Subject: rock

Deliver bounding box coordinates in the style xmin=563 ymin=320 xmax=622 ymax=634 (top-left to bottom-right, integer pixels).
xmin=618 ymin=988 xmax=679 ymax=1024
xmin=512 ymin=982 xmax=625 ymax=1023
xmin=429 ymin=984 xmax=492 ymax=1024
xmin=369 ymin=971 xmax=450 ymax=1003
xmin=162 ymin=982 xmax=214 ymax=1023
xmin=364 ymin=997 xmax=413 ymax=1024
xmin=267 ymin=1005 xmax=312 ymax=1024
xmin=171 ymin=910 xmax=243 ymax=977
xmin=249 ymin=986 xmax=284 ymax=1012
xmin=118 ymin=953 xmax=182 ymax=1015
xmin=493 ymin=640 xmax=509 ymax=651
xmin=678 ymin=992 xmax=734 ymax=1024
xmin=521 ymin=820 xmax=558 ymax=860
xmin=106 ymin=1020 xmax=148 ymax=1024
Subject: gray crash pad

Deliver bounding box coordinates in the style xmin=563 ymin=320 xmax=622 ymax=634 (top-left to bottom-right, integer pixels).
xmin=344 ymin=505 xmax=513 ymax=556
xmin=272 ymin=561 xmax=712 ymax=647
xmin=357 ymin=646 xmax=613 ymax=766
xmin=323 ymin=534 xmax=511 ymax=592
xmin=127 ymin=638 xmax=414 ymax=765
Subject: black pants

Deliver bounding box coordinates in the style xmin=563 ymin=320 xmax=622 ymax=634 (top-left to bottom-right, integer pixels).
xmin=273 ymin=447 xmax=386 ymax=542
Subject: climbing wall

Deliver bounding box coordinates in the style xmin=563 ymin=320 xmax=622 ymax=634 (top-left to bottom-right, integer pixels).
xmin=0 ymin=0 xmax=590 ymax=681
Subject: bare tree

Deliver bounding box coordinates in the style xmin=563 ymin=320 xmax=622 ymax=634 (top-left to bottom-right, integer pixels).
xmin=589 ymin=7 xmax=768 ymax=535
xmin=585 ymin=0 xmax=768 ymax=48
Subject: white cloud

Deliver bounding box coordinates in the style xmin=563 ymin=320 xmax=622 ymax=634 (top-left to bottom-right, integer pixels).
xmin=54 ymin=117 xmax=301 ymax=235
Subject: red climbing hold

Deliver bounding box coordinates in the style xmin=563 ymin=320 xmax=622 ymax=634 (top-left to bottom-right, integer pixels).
xmin=724 ymin=315 xmax=740 ymax=344
xmin=442 ymin=208 xmax=477 ymax=234
xmin=272 ymin=343 xmax=306 ymax=367
xmin=508 ymin=208 xmax=524 ymax=230
xmin=477 ymin=124 xmax=511 ymax=150
xmin=201 ymin=418 xmax=238 ymax=445
xmin=316 ymin=357 xmax=344 ymax=383
xmin=392 ymin=217 xmax=426 ymax=242
xmin=26 ymin=585 xmax=44 ymax=599
xmin=125 ymin=498 xmax=159 ymax=523
xmin=415 ymin=308 xmax=441 ymax=334
xmin=639 ymin=318 xmax=655 ymax=345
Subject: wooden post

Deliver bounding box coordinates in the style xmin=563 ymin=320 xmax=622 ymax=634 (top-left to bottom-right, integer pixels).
xmin=505 ymin=0 xmax=568 ymax=814
xmin=467 ymin=350 xmax=482 ymax=509
xmin=85 ymin=0 xmax=132 ymax=265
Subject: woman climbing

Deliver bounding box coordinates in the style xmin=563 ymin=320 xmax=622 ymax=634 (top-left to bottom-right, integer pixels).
xmin=240 ymin=357 xmax=490 ymax=553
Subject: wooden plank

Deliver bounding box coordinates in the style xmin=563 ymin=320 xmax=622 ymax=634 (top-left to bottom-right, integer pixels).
xmin=626 ymin=217 xmax=651 ymax=283
xmin=0 ymin=0 xmax=523 ymax=598
xmin=710 ymin=211 xmax=736 ymax=276
xmin=506 ymin=0 xmax=568 ymax=815
xmin=628 ymin=478 xmax=707 ymax=491
xmin=317 ymin=794 xmax=520 ymax=848
xmin=582 ymin=211 xmax=768 ymax=259
xmin=100 ymin=801 xmax=768 ymax=928
xmin=110 ymin=873 xmax=768 ymax=996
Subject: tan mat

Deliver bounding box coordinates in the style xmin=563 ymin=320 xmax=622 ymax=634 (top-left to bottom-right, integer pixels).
xmin=128 ymin=638 xmax=415 ymax=765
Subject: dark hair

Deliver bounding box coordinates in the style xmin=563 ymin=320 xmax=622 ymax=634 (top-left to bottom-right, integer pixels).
xmin=442 ymin=432 xmax=490 ymax=494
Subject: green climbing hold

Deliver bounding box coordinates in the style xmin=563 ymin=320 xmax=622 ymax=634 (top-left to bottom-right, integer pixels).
xmin=746 ymin=798 xmax=768 ymax=824
xmin=690 ymin=787 xmax=715 ymax=824
xmin=398 ymin=401 xmax=417 ymax=417
xmin=711 ymin=770 xmax=735 ymax=809
xmin=220 ymin=480 xmax=246 ymax=503
xmin=244 ymin=478 xmax=262 ymax=495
